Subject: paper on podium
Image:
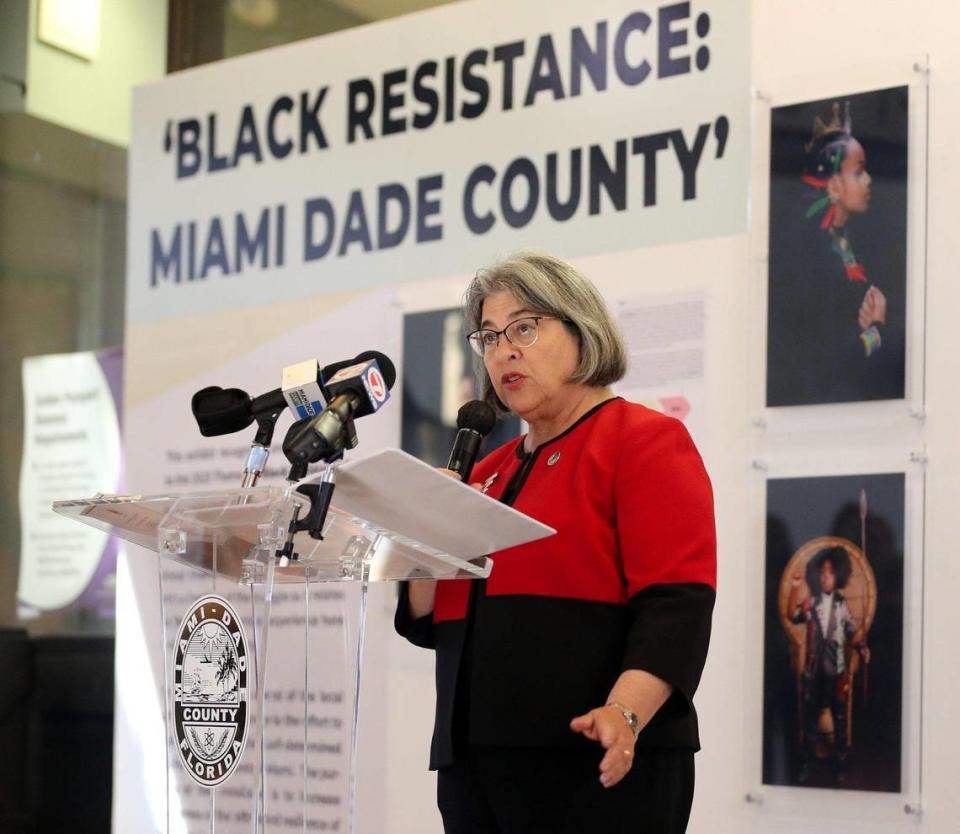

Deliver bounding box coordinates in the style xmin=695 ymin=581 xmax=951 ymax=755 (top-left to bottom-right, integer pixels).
xmin=326 ymin=448 xmax=555 ymax=561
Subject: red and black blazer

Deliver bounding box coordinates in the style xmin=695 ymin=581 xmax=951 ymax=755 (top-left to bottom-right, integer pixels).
xmin=396 ymin=398 xmax=716 ymax=770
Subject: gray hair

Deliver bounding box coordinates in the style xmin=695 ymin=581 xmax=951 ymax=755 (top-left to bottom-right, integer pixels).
xmin=463 ymin=251 xmax=627 ymax=412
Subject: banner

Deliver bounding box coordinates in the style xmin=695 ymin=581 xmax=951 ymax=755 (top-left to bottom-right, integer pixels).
xmin=19 ymin=348 xmax=122 ymax=617
xmin=128 ymin=0 xmax=749 ymax=326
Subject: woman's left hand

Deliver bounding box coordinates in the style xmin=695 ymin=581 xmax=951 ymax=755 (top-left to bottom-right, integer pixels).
xmin=569 ymin=706 xmax=636 ymax=788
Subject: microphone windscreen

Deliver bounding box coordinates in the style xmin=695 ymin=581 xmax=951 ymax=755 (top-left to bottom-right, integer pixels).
xmin=456 ymin=400 xmax=496 ymax=436
xmin=321 ymin=351 xmax=397 ymax=391
xmin=319 ymin=356 xmax=359 ymax=384
xmin=191 ymin=386 xmax=254 ymax=436
xmin=354 ymin=350 xmax=397 ymax=390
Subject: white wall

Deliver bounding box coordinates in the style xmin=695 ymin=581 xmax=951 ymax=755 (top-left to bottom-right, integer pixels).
xmin=679 ymin=3 xmax=960 ymax=833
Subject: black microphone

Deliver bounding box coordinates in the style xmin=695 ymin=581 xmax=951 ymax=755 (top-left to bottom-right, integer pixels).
xmin=191 ymin=364 xmax=324 ymax=439
xmin=447 ymin=400 xmax=497 ymax=482
xmin=284 ymin=351 xmax=397 ymax=468
xmin=191 ymin=386 xmax=255 ymax=437
xmin=321 ymin=350 xmax=397 ymax=420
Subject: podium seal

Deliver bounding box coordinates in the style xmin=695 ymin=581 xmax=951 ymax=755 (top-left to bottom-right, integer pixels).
xmin=172 ymin=594 xmax=249 ymax=786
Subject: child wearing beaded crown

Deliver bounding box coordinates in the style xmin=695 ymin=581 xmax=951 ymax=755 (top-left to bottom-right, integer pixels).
xmin=801 ymin=102 xmax=886 ymax=358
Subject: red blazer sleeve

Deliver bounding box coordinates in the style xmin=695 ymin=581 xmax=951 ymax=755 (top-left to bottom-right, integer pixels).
xmin=614 ymin=415 xmax=716 ymax=704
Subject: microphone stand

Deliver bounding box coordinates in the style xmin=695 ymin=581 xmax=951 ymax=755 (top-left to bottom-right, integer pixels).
xmin=275 ymin=408 xmax=356 ymax=562
xmin=240 ymin=391 xmax=286 ymax=488
xmin=276 ymin=461 xmax=340 ymax=565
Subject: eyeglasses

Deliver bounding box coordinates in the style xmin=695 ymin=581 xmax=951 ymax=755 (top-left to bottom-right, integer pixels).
xmin=466 ymin=316 xmax=570 ymax=357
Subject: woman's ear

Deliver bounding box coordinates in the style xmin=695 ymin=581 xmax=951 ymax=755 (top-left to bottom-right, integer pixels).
xmin=826 ymin=175 xmax=842 ymax=203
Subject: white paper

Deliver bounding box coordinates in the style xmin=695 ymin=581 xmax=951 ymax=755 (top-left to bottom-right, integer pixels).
xmin=614 ymin=292 xmax=708 ymax=453
xmin=329 ymin=448 xmax=556 ymax=560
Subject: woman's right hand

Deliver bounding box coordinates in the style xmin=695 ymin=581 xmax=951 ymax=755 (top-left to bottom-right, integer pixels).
xmin=438 ymin=467 xmax=483 ymax=491
xmin=407 ymin=579 xmax=438 ymax=618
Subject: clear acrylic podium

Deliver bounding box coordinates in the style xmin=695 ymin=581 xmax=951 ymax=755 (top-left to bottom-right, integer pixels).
xmin=54 ymin=452 xmax=553 ymax=834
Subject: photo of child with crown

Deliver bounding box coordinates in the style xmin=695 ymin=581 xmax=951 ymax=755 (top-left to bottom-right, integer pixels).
xmin=766 ymin=87 xmax=908 ymax=407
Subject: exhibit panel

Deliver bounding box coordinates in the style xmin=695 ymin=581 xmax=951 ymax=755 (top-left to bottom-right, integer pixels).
xmin=118 ymin=2 xmax=752 ymax=831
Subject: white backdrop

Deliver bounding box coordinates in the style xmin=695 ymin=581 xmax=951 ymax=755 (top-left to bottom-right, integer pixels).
xmin=117 ymin=1 xmax=753 ymax=832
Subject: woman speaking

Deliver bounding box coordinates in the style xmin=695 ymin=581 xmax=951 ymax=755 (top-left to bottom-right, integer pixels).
xmin=396 ymin=252 xmax=716 ymax=833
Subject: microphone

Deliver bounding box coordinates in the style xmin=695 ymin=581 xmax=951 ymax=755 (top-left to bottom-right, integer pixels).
xmin=447 ymin=400 xmax=497 ymax=482
xmin=192 ymin=360 xmax=327 ymax=487
xmin=191 ymin=360 xmax=326 ymax=438
xmin=283 ymin=351 xmax=396 ymax=468
xmin=191 ymin=386 xmax=255 ymax=437
xmin=322 ymin=350 xmax=396 ymax=420
xmin=281 ymin=359 xmax=327 ymax=419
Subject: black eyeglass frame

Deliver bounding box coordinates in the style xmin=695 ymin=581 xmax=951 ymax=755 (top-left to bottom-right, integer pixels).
xmin=465 ymin=315 xmax=573 ymax=356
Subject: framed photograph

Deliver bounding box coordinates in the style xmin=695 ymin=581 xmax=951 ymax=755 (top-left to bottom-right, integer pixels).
xmin=766 ymin=87 xmax=908 ymax=407
xmin=762 ymin=472 xmax=904 ymax=792
xmin=401 ymin=307 xmax=520 ymax=467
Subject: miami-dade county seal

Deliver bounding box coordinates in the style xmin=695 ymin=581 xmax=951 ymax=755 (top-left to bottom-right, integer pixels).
xmin=172 ymin=595 xmax=249 ymax=786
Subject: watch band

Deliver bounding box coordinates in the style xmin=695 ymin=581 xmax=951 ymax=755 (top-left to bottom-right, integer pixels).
xmin=606 ymin=701 xmax=640 ymax=740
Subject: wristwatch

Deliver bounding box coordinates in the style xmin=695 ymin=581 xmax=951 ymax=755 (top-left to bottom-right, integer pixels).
xmin=606 ymin=701 xmax=640 ymax=740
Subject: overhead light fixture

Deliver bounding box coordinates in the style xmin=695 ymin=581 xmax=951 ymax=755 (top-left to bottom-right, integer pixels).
xmin=37 ymin=0 xmax=101 ymax=61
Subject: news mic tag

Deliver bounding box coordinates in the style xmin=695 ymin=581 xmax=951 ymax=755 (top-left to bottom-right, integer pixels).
xmin=281 ymin=359 xmax=325 ymax=419
xmin=326 ymin=359 xmax=390 ymax=412
xmin=363 ymin=363 xmax=389 ymax=408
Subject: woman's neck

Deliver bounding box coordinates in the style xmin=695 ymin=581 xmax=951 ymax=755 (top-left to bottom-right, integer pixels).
xmin=523 ymin=387 xmax=613 ymax=452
